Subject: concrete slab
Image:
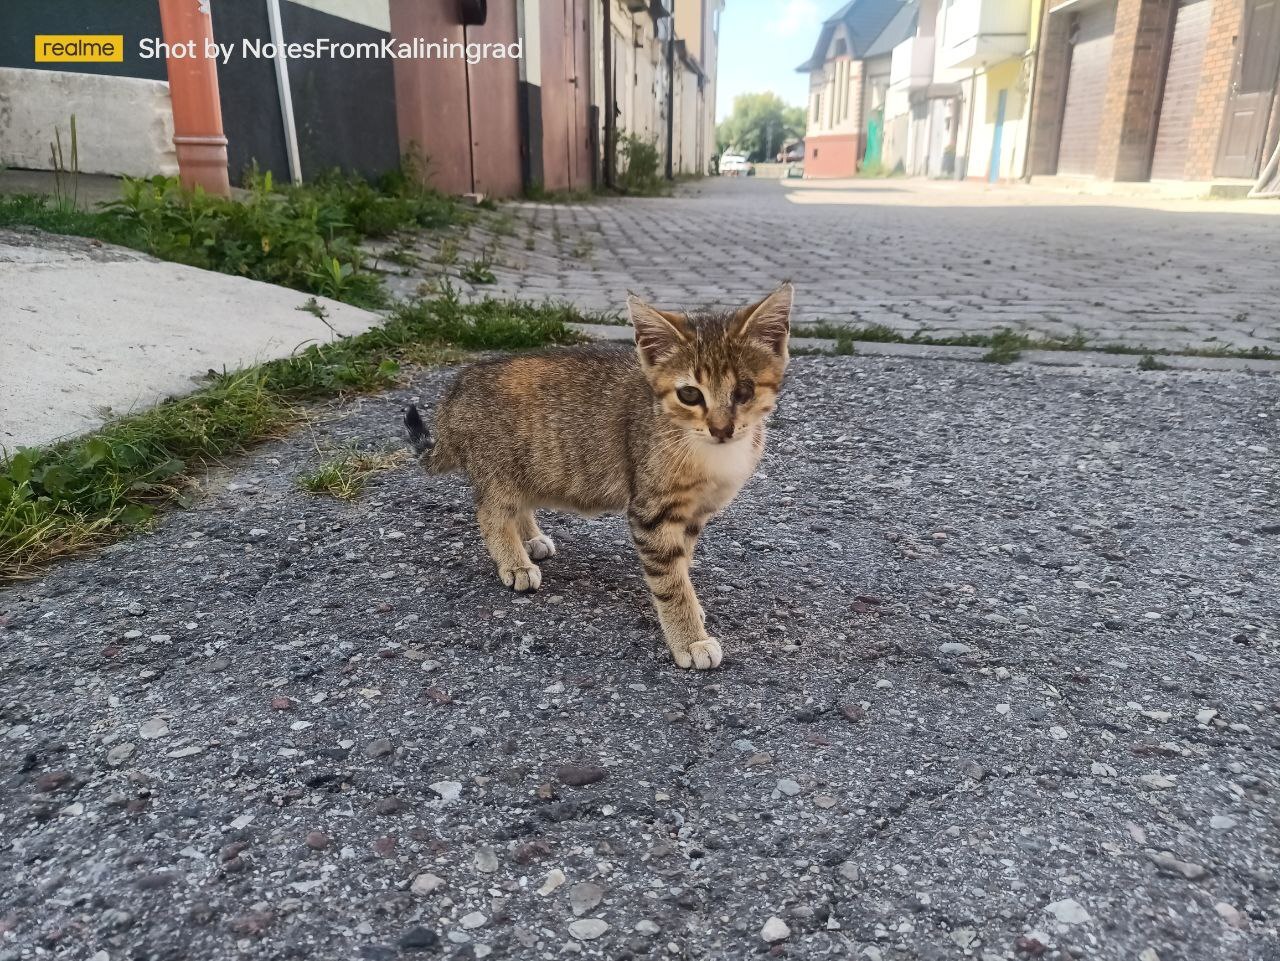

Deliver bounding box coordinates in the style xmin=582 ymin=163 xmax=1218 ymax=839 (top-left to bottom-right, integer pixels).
xmin=0 ymin=169 xmax=129 ymax=209
xmin=0 ymin=230 xmax=383 ymax=450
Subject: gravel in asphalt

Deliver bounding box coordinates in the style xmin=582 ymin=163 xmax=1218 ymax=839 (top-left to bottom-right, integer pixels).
xmin=1 ymin=355 xmax=1277 ymax=961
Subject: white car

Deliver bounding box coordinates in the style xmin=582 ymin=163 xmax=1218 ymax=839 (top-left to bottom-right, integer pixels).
xmin=719 ymin=153 xmax=753 ymax=176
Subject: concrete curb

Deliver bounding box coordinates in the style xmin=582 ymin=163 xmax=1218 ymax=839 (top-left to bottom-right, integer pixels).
xmin=567 ymin=323 xmax=1280 ymax=374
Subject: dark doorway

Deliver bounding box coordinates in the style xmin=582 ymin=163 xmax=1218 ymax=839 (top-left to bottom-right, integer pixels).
xmin=1214 ymin=0 xmax=1280 ymax=177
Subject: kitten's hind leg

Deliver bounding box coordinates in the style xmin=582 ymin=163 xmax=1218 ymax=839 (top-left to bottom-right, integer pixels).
xmin=517 ymin=511 xmax=557 ymax=561
xmin=476 ymin=498 xmax=542 ymax=592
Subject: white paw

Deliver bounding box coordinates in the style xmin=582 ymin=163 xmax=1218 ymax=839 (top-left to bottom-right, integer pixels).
xmin=671 ymin=638 xmax=723 ymax=670
xmin=525 ymin=534 xmax=557 ymax=560
xmin=500 ymin=564 xmax=542 ymax=592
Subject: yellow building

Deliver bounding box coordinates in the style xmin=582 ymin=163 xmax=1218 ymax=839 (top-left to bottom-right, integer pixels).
xmin=955 ymin=0 xmax=1044 ymax=181
xmin=882 ymin=0 xmax=1043 ymax=181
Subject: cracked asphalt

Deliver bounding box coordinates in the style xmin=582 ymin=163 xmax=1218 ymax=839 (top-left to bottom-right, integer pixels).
xmin=1 ymin=354 xmax=1278 ymax=961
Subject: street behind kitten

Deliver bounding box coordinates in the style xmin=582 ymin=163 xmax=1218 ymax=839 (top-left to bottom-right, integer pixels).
xmin=404 ymin=284 xmax=793 ymax=669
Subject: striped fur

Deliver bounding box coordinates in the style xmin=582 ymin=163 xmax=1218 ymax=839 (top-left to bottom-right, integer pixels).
xmin=407 ymin=284 xmax=793 ymax=669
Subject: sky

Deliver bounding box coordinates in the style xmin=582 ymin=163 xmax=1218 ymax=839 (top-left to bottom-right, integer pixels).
xmin=715 ymin=0 xmax=835 ymax=121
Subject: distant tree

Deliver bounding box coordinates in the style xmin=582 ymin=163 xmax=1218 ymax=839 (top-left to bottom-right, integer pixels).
xmin=715 ymin=93 xmax=806 ymax=162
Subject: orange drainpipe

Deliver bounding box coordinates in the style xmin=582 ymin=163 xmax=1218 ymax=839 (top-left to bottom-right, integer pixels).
xmin=158 ymin=0 xmax=231 ymax=196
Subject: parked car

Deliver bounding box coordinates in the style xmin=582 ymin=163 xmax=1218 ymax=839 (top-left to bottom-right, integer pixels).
xmin=719 ymin=153 xmax=754 ymax=176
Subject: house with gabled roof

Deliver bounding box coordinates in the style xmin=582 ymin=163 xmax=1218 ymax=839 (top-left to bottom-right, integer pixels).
xmin=795 ymin=0 xmax=909 ymax=178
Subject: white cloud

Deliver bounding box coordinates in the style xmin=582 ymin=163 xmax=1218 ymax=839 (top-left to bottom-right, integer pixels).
xmin=769 ymin=0 xmax=819 ymax=37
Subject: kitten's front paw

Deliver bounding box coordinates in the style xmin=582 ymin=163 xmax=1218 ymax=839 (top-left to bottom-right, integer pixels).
xmin=671 ymin=638 xmax=723 ymax=670
xmin=499 ymin=564 xmax=542 ymax=592
xmin=524 ymin=534 xmax=557 ymax=561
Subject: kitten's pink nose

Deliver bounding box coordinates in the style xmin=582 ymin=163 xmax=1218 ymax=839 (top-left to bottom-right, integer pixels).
xmin=709 ymin=422 xmax=735 ymax=442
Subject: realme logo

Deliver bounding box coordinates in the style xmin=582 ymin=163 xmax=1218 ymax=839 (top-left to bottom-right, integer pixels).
xmin=35 ymin=35 xmax=125 ymax=63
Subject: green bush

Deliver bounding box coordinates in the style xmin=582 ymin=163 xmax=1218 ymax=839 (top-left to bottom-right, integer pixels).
xmin=0 ymin=161 xmax=459 ymax=308
xmin=617 ymin=134 xmax=664 ymax=195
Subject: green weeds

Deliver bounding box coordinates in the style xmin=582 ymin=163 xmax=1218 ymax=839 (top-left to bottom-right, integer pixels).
xmin=0 ymin=292 xmax=583 ymax=579
xmin=1 ymin=374 xmax=291 ymax=578
xmin=0 ymin=163 xmax=459 ymax=308
xmin=298 ymin=448 xmax=407 ymax=500
xmin=460 ymin=255 xmax=497 ymax=285
xmin=616 ymin=134 xmax=667 ymax=196
xmin=791 ymin=322 xmax=1276 ymax=361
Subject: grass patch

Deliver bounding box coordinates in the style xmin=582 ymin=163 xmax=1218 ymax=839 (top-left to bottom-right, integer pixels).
xmin=0 ymin=291 xmax=583 ymax=580
xmin=298 ymin=448 xmax=407 ymax=500
xmin=792 ymin=322 xmax=1278 ymax=361
xmin=1137 ymin=353 xmax=1172 ymax=371
xmin=832 ymin=329 xmax=857 ymax=355
xmin=980 ymin=329 xmax=1029 ymax=364
xmin=0 ymin=162 xmax=459 ymax=308
xmin=460 ymin=255 xmax=497 ymax=285
xmin=616 ymin=134 xmax=670 ymax=197
xmin=1 ymin=374 xmax=292 ymax=578
xmin=490 ymin=212 xmax=517 ymax=236
xmin=433 ymin=238 xmax=460 ymax=266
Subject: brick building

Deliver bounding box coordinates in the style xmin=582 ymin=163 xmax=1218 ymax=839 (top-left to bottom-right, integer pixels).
xmin=1028 ymin=0 xmax=1280 ymax=184
xmin=796 ymin=0 xmax=909 ymax=178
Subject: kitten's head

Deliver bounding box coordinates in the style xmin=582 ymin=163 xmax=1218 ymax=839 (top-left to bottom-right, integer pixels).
xmin=628 ymin=283 xmax=792 ymax=445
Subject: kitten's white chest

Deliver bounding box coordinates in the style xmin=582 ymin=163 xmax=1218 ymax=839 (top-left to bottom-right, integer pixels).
xmin=692 ymin=433 xmax=763 ymax=507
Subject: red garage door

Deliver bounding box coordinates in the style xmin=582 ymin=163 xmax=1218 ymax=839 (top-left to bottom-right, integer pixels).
xmin=540 ymin=0 xmax=594 ymax=192
xmin=1151 ymin=0 xmax=1212 ymax=180
xmin=390 ymin=0 xmax=522 ymax=197
xmin=1056 ymin=2 xmax=1117 ymax=176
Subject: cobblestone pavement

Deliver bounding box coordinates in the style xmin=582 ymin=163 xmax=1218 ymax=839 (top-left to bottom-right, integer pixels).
xmin=388 ymin=178 xmax=1280 ymax=355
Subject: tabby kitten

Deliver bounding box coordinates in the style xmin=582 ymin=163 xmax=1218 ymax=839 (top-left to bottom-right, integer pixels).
xmin=403 ymin=283 xmax=793 ymax=669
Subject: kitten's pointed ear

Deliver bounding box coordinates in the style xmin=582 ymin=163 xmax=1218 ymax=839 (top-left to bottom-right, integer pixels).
xmin=628 ymin=294 xmax=690 ymax=367
xmin=734 ymin=282 xmax=793 ymax=357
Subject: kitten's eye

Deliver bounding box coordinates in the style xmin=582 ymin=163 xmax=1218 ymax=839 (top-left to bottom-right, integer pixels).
xmin=676 ymin=386 xmax=704 ymax=406
xmin=733 ymin=382 xmax=755 ymax=404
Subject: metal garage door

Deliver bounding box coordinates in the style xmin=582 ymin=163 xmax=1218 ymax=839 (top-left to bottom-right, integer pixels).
xmin=1056 ymin=2 xmax=1117 ymax=176
xmin=1151 ymin=0 xmax=1212 ymax=180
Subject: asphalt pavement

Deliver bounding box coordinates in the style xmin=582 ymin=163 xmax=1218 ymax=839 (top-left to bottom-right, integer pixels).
xmin=2 ymin=353 xmax=1277 ymax=960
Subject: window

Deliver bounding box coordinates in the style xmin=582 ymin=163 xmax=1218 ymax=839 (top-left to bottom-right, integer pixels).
xmin=840 ymin=61 xmax=849 ymax=121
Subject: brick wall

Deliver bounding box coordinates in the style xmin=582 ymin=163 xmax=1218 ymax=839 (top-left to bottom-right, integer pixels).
xmin=1096 ymin=0 xmax=1177 ymax=181
xmin=1031 ymin=0 xmax=1248 ymax=182
xmin=1028 ymin=3 xmax=1071 ymax=175
xmin=805 ymin=132 xmax=863 ymax=177
xmin=1184 ymin=0 xmax=1244 ymax=179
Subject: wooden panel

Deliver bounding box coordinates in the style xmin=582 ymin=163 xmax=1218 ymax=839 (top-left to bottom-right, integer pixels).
xmin=1056 ymin=2 xmax=1116 ymax=176
xmin=1151 ymin=0 xmax=1211 ymax=181
xmin=1215 ymin=0 xmax=1280 ymax=177
xmin=568 ymin=0 xmax=593 ymax=189
xmin=389 ymin=0 xmax=472 ymax=194
xmin=467 ymin=0 xmax=523 ymax=197
xmin=540 ymin=0 xmax=572 ymax=191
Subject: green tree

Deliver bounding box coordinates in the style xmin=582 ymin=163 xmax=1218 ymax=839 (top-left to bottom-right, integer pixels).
xmin=715 ymin=93 xmax=807 ymax=163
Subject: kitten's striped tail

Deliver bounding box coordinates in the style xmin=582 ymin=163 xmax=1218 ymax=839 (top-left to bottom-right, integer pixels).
xmin=402 ymin=404 xmax=433 ymax=458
